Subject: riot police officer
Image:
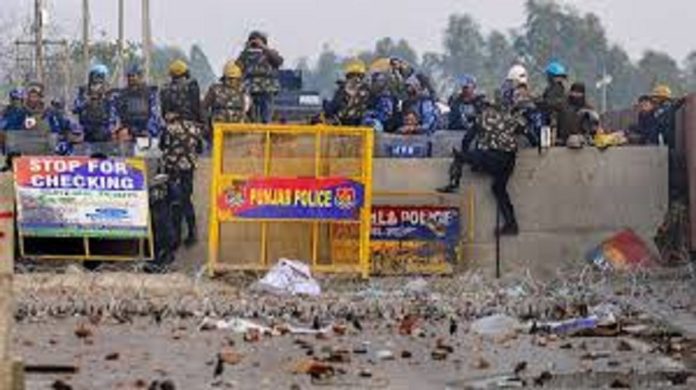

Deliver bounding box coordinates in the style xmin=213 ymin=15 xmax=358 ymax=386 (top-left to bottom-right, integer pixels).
xmin=115 ymin=64 xmax=161 ymax=143
xmin=73 ymin=64 xmax=117 ymax=145
xmin=160 ymin=59 xmax=204 ymax=248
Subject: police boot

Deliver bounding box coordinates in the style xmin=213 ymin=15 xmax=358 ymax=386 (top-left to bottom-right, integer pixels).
xmin=437 ymin=149 xmax=466 ymax=193
xmin=184 ymin=219 xmax=198 ymax=248
xmin=496 ymin=204 xmax=520 ymax=236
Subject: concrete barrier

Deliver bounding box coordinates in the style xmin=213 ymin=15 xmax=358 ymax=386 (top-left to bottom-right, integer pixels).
xmin=192 ymin=146 xmax=667 ymax=279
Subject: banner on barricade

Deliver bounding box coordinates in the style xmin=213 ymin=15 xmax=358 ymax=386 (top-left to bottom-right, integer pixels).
xmin=332 ymin=205 xmax=461 ymax=274
xmin=217 ymin=177 xmax=365 ymax=220
xmin=13 ymin=156 xmax=149 ymax=238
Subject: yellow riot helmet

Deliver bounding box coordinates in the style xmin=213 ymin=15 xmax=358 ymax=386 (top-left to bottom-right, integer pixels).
xmin=168 ymin=59 xmax=189 ymax=77
xmin=651 ymin=84 xmax=672 ymax=100
xmin=344 ymin=59 xmax=367 ymax=76
xmin=223 ymin=61 xmax=243 ymax=79
xmin=369 ymin=58 xmax=391 ymax=73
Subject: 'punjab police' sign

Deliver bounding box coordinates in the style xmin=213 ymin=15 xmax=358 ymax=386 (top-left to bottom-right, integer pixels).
xmin=13 ymin=156 xmax=149 ymax=238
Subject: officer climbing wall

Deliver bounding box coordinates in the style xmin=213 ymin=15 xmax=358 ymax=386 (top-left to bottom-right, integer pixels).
xmin=236 ymin=31 xmax=284 ymax=123
xmin=438 ymin=90 xmax=524 ymax=236
xmin=160 ymin=59 xmax=204 ymax=249
xmin=73 ymin=64 xmax=118 ymax=145
xmin=115 ymin=64 xmax=161 ymax=143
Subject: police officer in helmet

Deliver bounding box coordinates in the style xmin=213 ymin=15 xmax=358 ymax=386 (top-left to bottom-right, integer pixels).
xmin=160 ymin=59 xmax=204 ymax=248
xmin=73 ymin=64 xmax=117 ymax=147
xmin=115 ymin=63 xmax=161 ymax=144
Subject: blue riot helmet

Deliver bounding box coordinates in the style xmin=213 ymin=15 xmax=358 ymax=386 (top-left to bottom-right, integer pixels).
xmin=458 ymin=74 xmax=477 ymax=90
xmin=545 ymin=61 xmax=568 ymax=78
xmin=126 ymin=63 xmax=144 ymax=77
xmin=89 ymin=63 xmax=109 ymax=80
xmin=9 ymin=88 xmax=25 ymax=101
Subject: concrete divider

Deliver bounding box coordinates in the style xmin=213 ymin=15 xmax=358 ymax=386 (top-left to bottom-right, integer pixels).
xmin=192 ymin=146 xmax=668 ymax=279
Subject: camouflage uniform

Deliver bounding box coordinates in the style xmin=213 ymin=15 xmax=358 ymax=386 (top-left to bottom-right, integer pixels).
xmin=473 ymin=106 xmax=518 ymax=153
xmin=160 ymin=119 xmax=202 ymax=247
xmin=326 ymin=78 xmax=372 ymax=126
xmin=236 ymin=46 xmax=284 ymax=123
xmin=203 ymin=81 xmax=247 ymax=124
xmin=160 ymin=77 xmax=201 ymax=123
xmin=438 ymin=102 xmax=521 ymax=233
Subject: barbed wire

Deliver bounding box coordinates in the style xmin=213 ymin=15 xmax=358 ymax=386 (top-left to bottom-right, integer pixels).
xmin=9 ymin=260 xmax=695 ymax=329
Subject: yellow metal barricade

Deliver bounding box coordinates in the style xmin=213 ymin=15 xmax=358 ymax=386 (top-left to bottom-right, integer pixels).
xmin=208 ymin=123 xmax=374 ymax=278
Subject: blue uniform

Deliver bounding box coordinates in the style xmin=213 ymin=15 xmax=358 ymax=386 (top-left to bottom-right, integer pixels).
xmin=448 ymin=94 xmax=486 ymax=132
xmin=115 ymin=85 xmax=162 ymax=138
xmin=0 ymin=104 xmax=29 ymax=131
xmin=402 ymin=96 xmax=440 ymax=134
xmin=73 ymin=83 xmax=118 ymax=143
xmin=363 ymin=94 xmax=397 ymax=132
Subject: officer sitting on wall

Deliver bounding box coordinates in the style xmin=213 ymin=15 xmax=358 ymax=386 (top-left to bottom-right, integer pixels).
xmin=448 ymin=74 xmax=486 ymax=132
xmin=538 ymin=61 xmax=569 ymax=145
xmin=437 ymin=94 xmax=524 ymax=236
xmin=363 ymin=70 xmax=398 ymax=133
xmin=73 ymin=64 xmax=118 ymax=147
xmin=501 ymin=65 xmax=544 ymax=148
xmin=324 ymin=60 xmax=372 ymax=126
xmin=115 ymin=64 xmax=161 ymax=146
xmin=400 ymin=77 xmax=440 ymax=135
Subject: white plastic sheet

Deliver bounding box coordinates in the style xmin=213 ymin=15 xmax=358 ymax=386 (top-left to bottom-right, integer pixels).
xmin=252 ymin=259 xmax=321 ymax=296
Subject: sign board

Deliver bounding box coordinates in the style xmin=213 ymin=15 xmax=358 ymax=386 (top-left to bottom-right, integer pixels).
xmin=332 ymin=205 xmax=461 ymax=274
xmin=14 ymin=156 xmax=149 ymax=238
xmin=217 ymin=177 xmax=364 ymax=221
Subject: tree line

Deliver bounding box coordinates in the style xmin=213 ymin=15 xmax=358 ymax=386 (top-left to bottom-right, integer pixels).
xmin=299 ymin=0 xmax=696 ymax=111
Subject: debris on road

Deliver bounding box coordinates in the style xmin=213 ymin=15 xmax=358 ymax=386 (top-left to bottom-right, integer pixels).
xmin=471 ymin=314 xmax=521 ymax=338
xmin=251 ymin=259 xmax=321 ymax=296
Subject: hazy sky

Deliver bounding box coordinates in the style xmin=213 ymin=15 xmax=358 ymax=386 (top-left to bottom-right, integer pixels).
xmin=3 ymin=0 xmax=694 ymax=70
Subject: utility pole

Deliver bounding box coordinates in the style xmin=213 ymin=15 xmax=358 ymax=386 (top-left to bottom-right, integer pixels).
xmin=82 ymin=0 xmax=90 ymax=78
xmin=34 ymin=0 xmax=44 ymax=84
xmin=115 ymin=0 xmax=125 ymax=84
xmin=142 ymin=0 xmax=152 ymax=82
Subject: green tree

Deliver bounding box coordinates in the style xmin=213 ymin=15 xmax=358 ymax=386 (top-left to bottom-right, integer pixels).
xmin=685 ymin=51 xmax=696 ymax=93
xmin=303 ymin=45 xmax=342 ymax=98
xmin=638 ymin=50 xmax=685 ymax=96
xmin=440 ymin=14 xmax=485 ymax=90
xmin=482 ymin=30 xmax=517 ymax=93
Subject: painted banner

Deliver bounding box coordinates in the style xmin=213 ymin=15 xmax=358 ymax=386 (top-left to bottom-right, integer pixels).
xmin=332 ymin=205 xmax=461 ymax=274
xmin=218 ymin=177 xmax=364 ymax=220
xmin=14 ymin=156 xmax=149 ymax=238
xmin=371 ymin=206 xmax=460 ymax=242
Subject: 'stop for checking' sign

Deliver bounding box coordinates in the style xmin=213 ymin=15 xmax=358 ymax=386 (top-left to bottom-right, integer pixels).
xmin=13 ymin=156 xmax=150 ymax=238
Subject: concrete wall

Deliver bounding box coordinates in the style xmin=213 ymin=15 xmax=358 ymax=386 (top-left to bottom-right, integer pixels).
xmin=191 ymin=146 xmax=668 ymax=279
